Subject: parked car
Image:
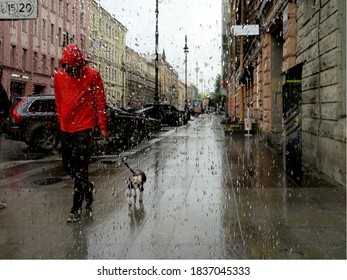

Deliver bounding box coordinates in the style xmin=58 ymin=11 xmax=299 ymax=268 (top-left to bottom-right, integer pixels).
xmin=137 ymin=103 xmax=186 ymax=126
xmin=6 ymin=94 xmax=60 ymax=152
xmin=177 ymin=106 xmax=189 ymax=125
xmin=97 ymin=104 xmax=160 ymax=153
xmin=5 ymin=94 xmax=160 ymax=153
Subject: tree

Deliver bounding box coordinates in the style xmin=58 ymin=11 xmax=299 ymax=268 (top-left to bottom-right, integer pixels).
xmin=210 ymin=74 xmax=223 ymax=107
xmin=214 ymin=74 xmax=222 ymax=96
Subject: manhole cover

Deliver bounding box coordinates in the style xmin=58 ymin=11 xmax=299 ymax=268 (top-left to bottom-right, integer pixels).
xmin=34 ymin=177 xmax=63 ymax=185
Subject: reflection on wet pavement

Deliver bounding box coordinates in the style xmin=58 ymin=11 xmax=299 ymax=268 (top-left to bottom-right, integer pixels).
xmin=0 ymin=115 xmax=345 ymax=259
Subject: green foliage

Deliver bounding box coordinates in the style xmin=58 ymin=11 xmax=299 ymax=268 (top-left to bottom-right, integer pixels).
xmin=209 ymin=74 xmax=223 ymax=107
xmin=214 ymin=74 xmax=222 ymax=95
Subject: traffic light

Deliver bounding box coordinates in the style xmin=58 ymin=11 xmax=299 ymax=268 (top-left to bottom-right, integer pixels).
xmin=221 ymin=79 xmax=229 ymax=88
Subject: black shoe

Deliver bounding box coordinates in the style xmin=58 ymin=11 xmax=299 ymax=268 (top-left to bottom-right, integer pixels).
xmin=85 ymin=204 xmax=93 ymax=218
xmin=67 ymin=211 xmax=81 ymax=223
xmin=89 ymin=181 xmax=95 ymax=193
xmin=86 ymin=181 xmax=94 ymax=210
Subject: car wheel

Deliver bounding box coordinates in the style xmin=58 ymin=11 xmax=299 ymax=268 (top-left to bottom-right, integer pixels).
xmin=171 ymin=116 xmax=180 ymax=126
xmin=31 ymin=126 xmax=59 ymax=152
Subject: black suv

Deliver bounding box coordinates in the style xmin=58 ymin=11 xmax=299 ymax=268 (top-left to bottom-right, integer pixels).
xmin=6 ymin=95 xmax=60 ymax=152
xmin=6 ymin=95 xmax=160 ymax=153
xmin=100 ymin=104 xmax=160 ymax=153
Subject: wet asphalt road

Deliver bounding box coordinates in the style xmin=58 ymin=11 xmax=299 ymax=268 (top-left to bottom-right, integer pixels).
xmin=0 ymin=114 xmax=345 ymax=259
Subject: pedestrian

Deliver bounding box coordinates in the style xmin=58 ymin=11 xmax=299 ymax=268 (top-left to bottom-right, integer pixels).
xmin=54 ymin=44 xmax=108 ymax=223
xmin=0 ymin=67 xmax=10 ymax=209
xmin=0 ymin=67 xmax=11 ymax=134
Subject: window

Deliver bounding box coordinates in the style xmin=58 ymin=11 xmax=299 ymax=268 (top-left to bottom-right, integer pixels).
xmin=58 ymin=28 xmax=62 ymax=46
xmin=51 ymin=24 xmax=54 ymax=44
xmin=66 ymin=3 xmax=70 ymax=21
xmin=10 ymin=81 xmax=25 ymax=97
xmin=33 ymin=52 xmax=38 ymax=72
xmin=10 ymin=45 xmax=16 ymax=67
xmin=29 ymin=99 xmax=56 ymax=113
xmin=42 ymin=54 xmax=46 ymax=73
xmin=80 ymin=12 xmax=84 ymax=28
xmin=22 ymin=49 xmax=27 ymax=70
xmin=72 ymin=6 xmax=76 ymax=24
xmin=42 ymin=19 xmax=46 ymax=40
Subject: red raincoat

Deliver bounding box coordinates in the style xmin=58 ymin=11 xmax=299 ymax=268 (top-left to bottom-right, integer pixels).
xmin=54 ymin=44 xmax=107 ymax=134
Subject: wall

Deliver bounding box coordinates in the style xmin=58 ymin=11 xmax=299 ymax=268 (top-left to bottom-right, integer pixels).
xmin=0 ymin=0 xmax=88 ymax=98
xmin=297 ymin=0 xmax=346 ymax=186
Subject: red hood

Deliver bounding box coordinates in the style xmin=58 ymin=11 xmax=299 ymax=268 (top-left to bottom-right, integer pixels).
xmin=60 ymin=44 xmax=85 ymax=67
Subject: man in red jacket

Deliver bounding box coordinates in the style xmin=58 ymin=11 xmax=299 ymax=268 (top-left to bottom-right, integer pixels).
xmin=54 ymin=44 xmax=108 ymax=223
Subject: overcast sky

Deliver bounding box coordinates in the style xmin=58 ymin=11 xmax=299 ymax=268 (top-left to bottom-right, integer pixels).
xmin=99 ymin=0 xmax=222 ymax=93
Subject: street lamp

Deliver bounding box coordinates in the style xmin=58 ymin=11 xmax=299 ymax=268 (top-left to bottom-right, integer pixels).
xmin=155 ymin=0 xmax=164 ymax=105
xmin=154 ymin=0 xmax=164 ymax=120
xmin=183 ymin=35 xmax=189 ymax=117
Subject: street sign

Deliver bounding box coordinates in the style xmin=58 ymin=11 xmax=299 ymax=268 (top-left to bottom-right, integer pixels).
xmin=231 ymin=25 xmax=259 ymax=36
xmin=244 ymin=118 xmax=252 ymax=130
xmin=0 ymin=0 xmax=38 ymax=20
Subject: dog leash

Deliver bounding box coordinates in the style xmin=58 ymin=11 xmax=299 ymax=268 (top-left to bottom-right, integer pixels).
xmin=122 ymin=158 xmax=136 ymax=175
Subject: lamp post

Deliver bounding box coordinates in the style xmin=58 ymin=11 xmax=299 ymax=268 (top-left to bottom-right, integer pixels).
xmin=154 ymin=0 xmax=163 ymax=106
xmin=154 ymin=0 xmax=164 ymax=120
xmin=183 ymin=35 xmax=189 ymax=117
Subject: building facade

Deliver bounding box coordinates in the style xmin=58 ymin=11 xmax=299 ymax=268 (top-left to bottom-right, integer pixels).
xmin=126 ymin=47 xmax=156 ymax=109
xmin=0 ymin=0 xmax=88 ymax=100
xmin=89 ymin=0 xmax=127 ymax=106
xmin=159 ymin=50 xmax=179 ymax=106
xmin=0 ymin=0 xmax=199 ymax=114
xmin=225 ymin=0 xmax=346 ymax=186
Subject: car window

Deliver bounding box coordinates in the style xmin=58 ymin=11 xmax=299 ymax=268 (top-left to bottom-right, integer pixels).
xmin=28 ymin=99 xmax=56 ymax=113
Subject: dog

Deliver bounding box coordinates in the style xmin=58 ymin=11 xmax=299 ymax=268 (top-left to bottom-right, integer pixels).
xmin=122 ymin=157 xmax=147 ymax=202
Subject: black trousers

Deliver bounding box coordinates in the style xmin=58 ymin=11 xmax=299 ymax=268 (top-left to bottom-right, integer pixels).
xmin=61 ymin=129 xmax=93 ymax=213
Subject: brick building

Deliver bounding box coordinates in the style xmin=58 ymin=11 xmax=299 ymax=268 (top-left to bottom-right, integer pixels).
xmin=89 ymin=0 xmax=127 ymax=107
xmin=0 ymin=0 xmax=88 ymax=100
xmin=223 ymin=0 xmax=346 ymax=186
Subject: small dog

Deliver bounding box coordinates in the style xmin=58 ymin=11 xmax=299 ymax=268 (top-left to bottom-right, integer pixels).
xmin=122 ymin=157 xmax=147 ymax=202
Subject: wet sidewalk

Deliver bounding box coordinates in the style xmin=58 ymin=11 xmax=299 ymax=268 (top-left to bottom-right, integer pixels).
xmin=0 ymin=114 xmax=345 ymax=259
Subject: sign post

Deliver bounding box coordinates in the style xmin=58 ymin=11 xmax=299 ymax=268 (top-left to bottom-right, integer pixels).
xmin=244 ymin=117 xmax=252 ymax=136
xmin=0 ymin=0 xmax=38 ymax=20
xmin=231 ymin=24 xmax=259 ymax=136
xmin=231 ymin=24 xmax=259 ymax=36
